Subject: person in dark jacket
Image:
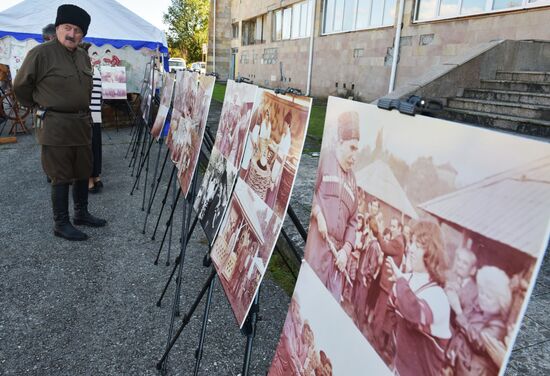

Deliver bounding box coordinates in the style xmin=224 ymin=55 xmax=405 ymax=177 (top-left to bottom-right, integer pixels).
xmin=14 ymin=4 xmax=106 ymax=241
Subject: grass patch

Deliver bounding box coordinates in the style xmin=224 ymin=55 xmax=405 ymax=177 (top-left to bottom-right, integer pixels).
xmin=212 ymin=82 xmax=227 ymax=103
xmin=307 ymin=103 xmax=327 ymax=140
xmin=267 ymin=252 xmax=298 ymax=296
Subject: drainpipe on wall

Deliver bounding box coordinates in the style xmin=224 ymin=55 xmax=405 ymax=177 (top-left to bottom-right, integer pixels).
xmin=388 ymin=0 xmax=406 ymax=93
xmin=306 ymin=0 xmax=317 ymax=96
xmin=213 ymin=0 xmax=216 ymax=74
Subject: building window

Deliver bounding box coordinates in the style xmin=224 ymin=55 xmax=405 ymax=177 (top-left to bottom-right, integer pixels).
xmin=323 ymin=0 xmax=397 ymax=34
xmin=273 ymin=0 xmax=313 ymax=41
xmin=415 ymin=0 xmax=550 ymax=21
xmin=232 ymin=23 xmax=239 ymax=39
xmin=242 ymin=14 xmax=266 ymax=46
xmin=282 ymin=8 xmax=292 ymax=39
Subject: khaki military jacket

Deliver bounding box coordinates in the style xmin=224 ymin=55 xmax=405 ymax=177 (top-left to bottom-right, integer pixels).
xmin=14 ymin=39 xmax=93 ymax=146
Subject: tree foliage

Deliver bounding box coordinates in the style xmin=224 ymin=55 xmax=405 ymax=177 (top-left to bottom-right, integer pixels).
xmin=163 ymin=0 xmax=209 ymax=63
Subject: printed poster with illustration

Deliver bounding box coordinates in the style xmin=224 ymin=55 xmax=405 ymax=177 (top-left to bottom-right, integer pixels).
xmin=271 ymin=96 xmax=550 ymax=375
xmin=210 ymin=90 xmax=312 ymax=327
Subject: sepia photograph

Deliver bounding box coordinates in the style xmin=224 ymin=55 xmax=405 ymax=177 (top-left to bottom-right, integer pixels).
xmin=101 ymin=66 xmax=127 ymax=100
xmin=211 ymin=179 xmax=282 ymax=326
xmin=268 ymin=261 xmax=392 ymax=376
xmin=303 ymin=96 xmax=550 ymax=376
xmin=194 ymin=80 xmax=258 ymax=242
xmin=239 ymin=90 xmax=312 ymax=218
xmin=151 ymin=74 xmax=175 ymax=140
xmin=176 ymin=72 xmax=215 ymax=197
xmin=215 ymin=80 xmax=258 ymax=168
xmin=194 ymin=147 xmax=238 ymax=244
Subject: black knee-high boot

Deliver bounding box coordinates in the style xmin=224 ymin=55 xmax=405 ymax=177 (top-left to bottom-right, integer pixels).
xmin=52 ymin=183 xmax=88 ymax=241
xmin=73 ymin=179 xmax=107 ymax=227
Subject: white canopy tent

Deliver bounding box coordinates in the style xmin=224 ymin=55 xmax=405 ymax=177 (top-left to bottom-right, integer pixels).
xmin=0 ymin=0 xmax=169 ymax=92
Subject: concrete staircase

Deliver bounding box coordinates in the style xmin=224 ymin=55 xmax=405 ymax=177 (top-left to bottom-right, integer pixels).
xmin=443 ymin=71 xmax=550 ymax=138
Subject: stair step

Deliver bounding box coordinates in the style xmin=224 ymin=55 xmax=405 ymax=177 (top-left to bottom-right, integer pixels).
xmin=481 ymin=80 xmax=550 ymax=94
xmin=442 ymin=108 xmax=550 ymax=138
xmin=462 ymin=89 xmax=550 ymax=106
xmin=496 ymin=71 xmax=550 ymax=83
xmin=447 ymin=98 xmax=550 ymax=120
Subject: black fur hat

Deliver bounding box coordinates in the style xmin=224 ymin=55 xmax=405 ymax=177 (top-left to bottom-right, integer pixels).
xmin=55 ymin=4 xmax=91 ymax=36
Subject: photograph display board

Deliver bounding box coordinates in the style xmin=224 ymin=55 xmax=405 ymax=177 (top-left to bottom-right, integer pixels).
xmin=100 ymin=66 xmax=127 ymax=100
xmin=165 ymin=70 xmax=215 ymax=198
xmin=176 ymin=73 xmax=215 ymax=197
xmin=140 ymin=66 xmax=156 ymax=122
xmin=269 ymin=262 xmax=392 ymax=376
xmin=194 ymin=80 xmax=258 ymax=244
xmin=210 ymin=90 xmax=312 ymax=327
xmin=151 ymin=74 xmax=175 ymax=140
xmin=291 ymin=96 xmax=550 ymax=375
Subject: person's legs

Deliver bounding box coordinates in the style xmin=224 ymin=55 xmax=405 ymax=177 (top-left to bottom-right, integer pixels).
xmin=90 ymin=122 xmax=102 ymax=191
xmin=42 ymin=145 xmax=89 ymax=241
xmin=72 ymin=179 xmax=107 ymax=227
xmin=73 ymin=144 xmax=106 ymax=227
xmin=51 ymin=182 xmax=88 ymax=240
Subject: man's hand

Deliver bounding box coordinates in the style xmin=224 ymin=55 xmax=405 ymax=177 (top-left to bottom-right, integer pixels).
xmin=385 ymin=256 xmax=402 ymax=282
xmin=481 ymin=332 xmax=506 ymax=365
xmin=335 ymin=249 xmax=348 ymax=272
xmin=316 ymin=210 xmax=328 ymax=240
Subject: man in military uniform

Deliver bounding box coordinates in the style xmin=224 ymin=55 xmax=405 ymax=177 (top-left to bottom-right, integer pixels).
xmin=14 ymin=4 xmax=106 ymax=241
xmin=304 ymin=111 xmax=360 ymax=301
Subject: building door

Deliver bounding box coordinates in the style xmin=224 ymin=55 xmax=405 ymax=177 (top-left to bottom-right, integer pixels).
xmin=230 ymin=48 xmax=238 ymax=80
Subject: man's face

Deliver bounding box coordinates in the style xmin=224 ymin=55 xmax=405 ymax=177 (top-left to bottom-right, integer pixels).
xmin=336 ymin=139 xmax=359 ymax=172
xmin=56 ymin=24 xmax=84 ymax=51
xmin=390 ymin=219 xmax=401 ymax=239
xmin=454 ymin=251 xmax=475 ymax=279
xmin=370 ymin=201 xmax=379 ymax=215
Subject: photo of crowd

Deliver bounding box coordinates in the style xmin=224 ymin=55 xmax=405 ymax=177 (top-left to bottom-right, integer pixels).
xmin=215 ymin=80 xmax=258 ymax=168
xmin=269 ymin=262 xmax=391 ymax=376
xmin=164 ymin=71 xmax=215 ymax=197
xmin=176 ymin=73 xmax=215 ymax=197
xmin=100 ymin=66 xmax=127 ymax=100
xmin=151 ymin=74 xmax=175 ymax=140
xmin=211 ymin=180 xmax=281 ymax=325
xmin=240 ymin=90 xmax=311 ymax=218
xmin=303 ymin=97 xmax=550 ymax=376
xmin=194 ymin=147 xmax=238 ymax=243
xmin=209 ymin=90 xmax=311 ymax=326
xmin=194 ymin=80 xmax=258 ymax=243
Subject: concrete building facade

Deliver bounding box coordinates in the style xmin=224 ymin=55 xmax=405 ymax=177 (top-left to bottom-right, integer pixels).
xmin=208 ymin=0 xmax=550 ymax=101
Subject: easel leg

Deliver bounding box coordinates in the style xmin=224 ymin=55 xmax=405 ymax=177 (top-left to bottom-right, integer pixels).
xmin=134 ymin=130 xmax=149 ymax=188
xmin=142 ymin=145 xmax=170 ymax=234
xmin=165 ymin=176 xmax=178 ymax=267
xmin=160 ymin=179 xmax=196 ymax=370
xmin=154 ymin=189 xmax=181 ymax=265
xmin=140 ymin=136 xmax=152 ymax=210
xmin=130 ymin=135 xmax=154 ymax=195
xmin=193 ymin=275 xmax=215 ymax=376
xmin=124 ymin=103 xmax=140 ymax=159
xmin=152 ymin=165 xmax=176 ymax=241
xmin=129 ymin=117 xmax=146 ymax=170
xmin=172 ymin=171 xmax=199 ymax=314
xmin=156 ymin=213 xmax=199 ymax=306
xmin=156 ymin=269 xmax=217 ymax=372
xmin=241 ymin=290 xmax=261 ymax=376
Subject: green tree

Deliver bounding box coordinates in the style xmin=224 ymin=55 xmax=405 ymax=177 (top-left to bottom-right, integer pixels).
xmin=163 ymin=0 xmax=209 ymax=62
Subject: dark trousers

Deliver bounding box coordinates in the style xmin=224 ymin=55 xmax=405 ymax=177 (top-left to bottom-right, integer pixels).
xmin=91 ymin=122 xmax=102 ymax=178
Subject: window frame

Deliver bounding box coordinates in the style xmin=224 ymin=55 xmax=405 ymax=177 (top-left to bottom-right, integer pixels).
xmin=272 ymin=0 xmax=314 ymax=42
xmin=241 ymin=14 xmax=267 ymax=46
xmin=322 ymin=0 xmax=398 ymax=36
xmin=414 ymin=0 xmax=550 ymax=23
